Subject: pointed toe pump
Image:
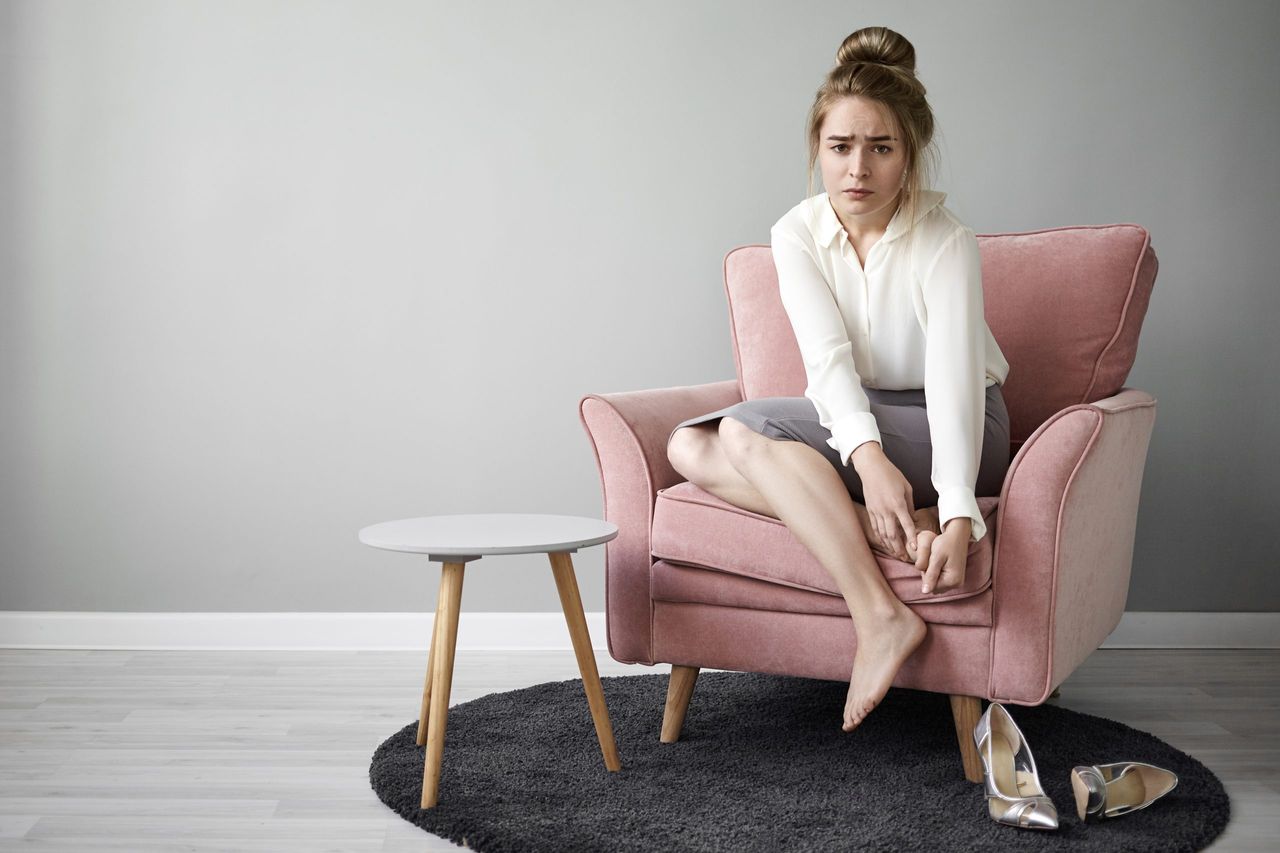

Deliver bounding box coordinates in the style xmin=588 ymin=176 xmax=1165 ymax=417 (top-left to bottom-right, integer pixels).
xmin=1071 ymin=762 xmax=1178 ymax=822
xmin=973 ymin=702 xmax=1060 ymax=830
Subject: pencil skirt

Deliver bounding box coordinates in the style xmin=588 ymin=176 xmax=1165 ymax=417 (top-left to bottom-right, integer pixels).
xmin=666 ymin=383 xmax=1011 ymax=510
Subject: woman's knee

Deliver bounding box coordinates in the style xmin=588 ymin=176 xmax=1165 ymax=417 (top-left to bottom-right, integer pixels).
xmin=717 ymin=415 xmax=774 ymax=463
xmin=667 ymin=423 xmax=716 ymax=476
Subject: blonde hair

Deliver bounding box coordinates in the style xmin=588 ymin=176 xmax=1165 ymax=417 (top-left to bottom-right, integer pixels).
xmin=804 ymin=27 xmax=941 ymax=240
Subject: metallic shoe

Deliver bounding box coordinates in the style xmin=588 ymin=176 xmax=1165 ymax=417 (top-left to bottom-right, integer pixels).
xmin=1071 ymin=762 xmax=1178 ymax=822
xmin=973 ymin=702 xmax=1060 ymax=830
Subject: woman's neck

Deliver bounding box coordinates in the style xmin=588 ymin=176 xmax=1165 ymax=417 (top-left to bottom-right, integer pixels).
xmin=837 ymin=195 xmax=902 ymax=245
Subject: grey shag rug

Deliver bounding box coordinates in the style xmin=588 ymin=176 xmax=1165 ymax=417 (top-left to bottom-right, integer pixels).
xmin=369 ymin=671 xmax=1229 ymax=852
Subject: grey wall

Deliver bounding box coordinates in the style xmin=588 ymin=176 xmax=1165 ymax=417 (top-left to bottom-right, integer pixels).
xmin=2 ymin=0 xmax=1276 ymax=614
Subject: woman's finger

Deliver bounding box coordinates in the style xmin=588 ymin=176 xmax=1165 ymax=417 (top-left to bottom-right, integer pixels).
xmin=881 ymin=517 xmax=900 ymax=556
xmin=922 ymin=550 xmax=945 ymax=594
xmin=896 ymin=507 xmax=917 ymax=548
xmin=880 ymin=517 xmax=899 ymax=556
xmin=883 ymin=519 xmax=901 ymax=551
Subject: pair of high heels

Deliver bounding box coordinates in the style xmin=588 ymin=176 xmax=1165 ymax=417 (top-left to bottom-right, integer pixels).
xmin=973 ymin=701 xmax=1179 ymax=830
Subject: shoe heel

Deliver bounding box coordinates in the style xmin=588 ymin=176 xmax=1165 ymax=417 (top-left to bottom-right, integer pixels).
xmin=974 ymin=702 xmax=1059 ymax=831
xmin=1071 ymin=766 xmax=1106 ymax=822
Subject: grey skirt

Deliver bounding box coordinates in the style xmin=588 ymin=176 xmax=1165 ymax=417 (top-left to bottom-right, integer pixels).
xmin=667 ymin=383 xmax=1011 ymax=509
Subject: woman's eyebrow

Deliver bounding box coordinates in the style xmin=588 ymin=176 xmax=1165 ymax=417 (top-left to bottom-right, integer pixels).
xmin=826 ymin=134 xmax=897 ymax=142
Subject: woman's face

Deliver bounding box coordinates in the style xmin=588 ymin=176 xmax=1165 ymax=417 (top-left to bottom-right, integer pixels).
xmin=818 ymin=96 xmax=908 ymax=226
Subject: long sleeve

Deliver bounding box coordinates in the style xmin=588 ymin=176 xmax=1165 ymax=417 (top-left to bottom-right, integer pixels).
xmin=770 ymin=226 xmax=880 ymax=467
xmin=921 ymin=226 xmax=989 ymax=543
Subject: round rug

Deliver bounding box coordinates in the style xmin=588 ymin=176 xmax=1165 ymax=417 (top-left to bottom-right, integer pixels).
xmin=369 ymin=671 xmax=1229 ymax=852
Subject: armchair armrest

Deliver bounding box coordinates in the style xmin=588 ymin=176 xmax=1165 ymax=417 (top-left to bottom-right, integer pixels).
xmin=578 ymin=379 xmax=743 ymax=664
xmin=988 ymin=387 xmax=1158 ymax=705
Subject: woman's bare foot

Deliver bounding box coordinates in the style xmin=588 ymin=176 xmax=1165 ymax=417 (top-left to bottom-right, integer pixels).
xmin=911 ymin=528 xmax=940 ymax=573
xmin=842 ymin=603 xmax=928 ymax=732
xmin=854 ymin=503 xmax=941 ymax=561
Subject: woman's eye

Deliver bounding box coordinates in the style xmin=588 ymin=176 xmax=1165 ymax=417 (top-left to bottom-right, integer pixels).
xmin=832 ymin=144 xmax=893 ymax=154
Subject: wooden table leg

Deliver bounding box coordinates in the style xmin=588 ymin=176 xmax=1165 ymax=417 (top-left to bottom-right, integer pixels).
xmin=421 ymin=561 xmax=465 ymax=808
xmin=416 ymin=585 xmax=443 ymax=747
xmin=548 ymin=550 xmax=622 ymax=772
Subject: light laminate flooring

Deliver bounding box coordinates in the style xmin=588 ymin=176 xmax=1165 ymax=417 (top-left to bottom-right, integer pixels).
xmin=0 ymin=649 xmax=1276 ymax=851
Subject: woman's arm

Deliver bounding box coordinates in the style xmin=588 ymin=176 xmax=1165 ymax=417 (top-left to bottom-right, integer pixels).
xmin=920 ymin=226 xmax=989 ymax=543
xmin=771 ymin=225 xmax=880 ymax=468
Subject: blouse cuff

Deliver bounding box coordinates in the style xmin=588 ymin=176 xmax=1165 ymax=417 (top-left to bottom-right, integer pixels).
xmin=937 ymin=485 xmax=987 ymax=543
xmin=824 ymin=411 xmax=882 ymax=468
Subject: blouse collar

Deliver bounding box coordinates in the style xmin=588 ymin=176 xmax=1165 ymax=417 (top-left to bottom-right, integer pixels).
xmin=812 ymin=188 xmax=947 ymax=249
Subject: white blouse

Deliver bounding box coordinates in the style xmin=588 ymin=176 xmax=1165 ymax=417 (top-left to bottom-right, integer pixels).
xmin=769 ymin=189 xmax=1010 ymax=543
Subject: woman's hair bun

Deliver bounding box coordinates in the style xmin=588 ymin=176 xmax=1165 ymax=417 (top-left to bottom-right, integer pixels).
xmin=835 ymin=26 xmax=916 ymax=74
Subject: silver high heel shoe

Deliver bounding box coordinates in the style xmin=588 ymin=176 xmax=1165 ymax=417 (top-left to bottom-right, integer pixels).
xmin=1071 ymin=762 xmax=1178 ymax=822
xmin=973 ymin=702 xmax=1060 ymax=830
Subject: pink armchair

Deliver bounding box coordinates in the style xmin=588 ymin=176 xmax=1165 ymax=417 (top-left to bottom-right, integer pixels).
xmin=577 ymin=223 xmax=1158 ymax=781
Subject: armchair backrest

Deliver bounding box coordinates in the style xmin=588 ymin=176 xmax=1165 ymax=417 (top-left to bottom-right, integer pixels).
xmin=722 ymin=224 xmax=1158 ymax=451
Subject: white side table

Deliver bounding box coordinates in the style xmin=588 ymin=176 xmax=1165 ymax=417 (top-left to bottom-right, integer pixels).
xmin=357 ymin=513 xmax=622 ymax=809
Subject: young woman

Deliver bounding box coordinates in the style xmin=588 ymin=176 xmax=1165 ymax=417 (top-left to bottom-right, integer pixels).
xmin=665 ymin=26 xmax=1012 ymax=733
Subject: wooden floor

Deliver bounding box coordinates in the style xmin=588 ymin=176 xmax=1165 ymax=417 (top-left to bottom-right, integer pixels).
xmin=0 ymin=648 xmax=1276 ymax=851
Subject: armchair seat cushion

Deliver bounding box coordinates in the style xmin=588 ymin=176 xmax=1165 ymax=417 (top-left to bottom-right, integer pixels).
xmin=651 ymin=482 xmax=1000 ymax=626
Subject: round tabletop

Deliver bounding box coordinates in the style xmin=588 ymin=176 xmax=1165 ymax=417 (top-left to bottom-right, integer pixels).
xmin=357 ymin=513 xmax=619 ymax=560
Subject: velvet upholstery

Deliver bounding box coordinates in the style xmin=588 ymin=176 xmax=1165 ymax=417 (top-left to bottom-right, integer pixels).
xmin=578 ymin=222 xmax=1158 ymax=708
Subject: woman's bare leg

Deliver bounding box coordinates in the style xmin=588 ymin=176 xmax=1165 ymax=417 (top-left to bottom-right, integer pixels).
xmin=667 ymin=421 xmax=942 ymax=562
xmin=668 ymin=417 xmax=928 ymax=731
xmin=667 ymin=421 xmax=776 ymax=517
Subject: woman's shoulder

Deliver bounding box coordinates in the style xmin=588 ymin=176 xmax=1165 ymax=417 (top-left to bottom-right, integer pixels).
xmin=771 ymin=192 xmax=843 ymax=254
xmin=908 ymin=193 xmax=976 ymax=261
xmin=909 ymin=190 xmax=966 ymax=234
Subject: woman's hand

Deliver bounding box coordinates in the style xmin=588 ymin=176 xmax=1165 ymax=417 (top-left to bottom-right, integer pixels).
xmin=851 ymin=444 xmax=917 ymax=561
xmin=920 ymin=520 xmax=970 ymax=594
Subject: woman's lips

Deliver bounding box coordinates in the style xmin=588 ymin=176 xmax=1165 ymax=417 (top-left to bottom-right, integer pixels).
xmin=845 ymin=189 xmax=872 ymax=198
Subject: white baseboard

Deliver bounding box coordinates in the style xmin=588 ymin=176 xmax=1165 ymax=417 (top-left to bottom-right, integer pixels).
xmin=1100 ymin=611 xmax=1279 ymax=648
xmin=0 ymin=611 xmax=1275 ymax=651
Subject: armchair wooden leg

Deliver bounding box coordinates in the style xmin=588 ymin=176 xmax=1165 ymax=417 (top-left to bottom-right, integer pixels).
xmin=949 ymin=694 xmax=984 ymax=783
xmin=661 ymin=665 xmax=700 ymax=743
